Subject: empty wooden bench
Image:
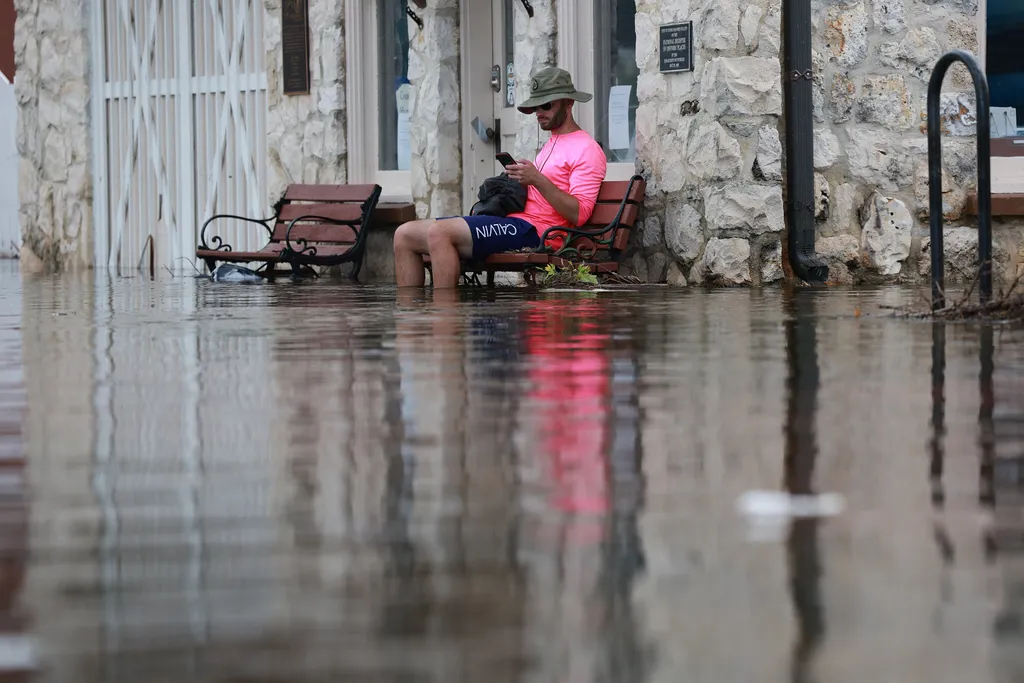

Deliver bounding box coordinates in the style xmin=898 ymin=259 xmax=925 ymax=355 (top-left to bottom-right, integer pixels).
xmin=196 ymin=183 xmax=383 ymax=279
xmin=447 ymin=174 xmax=646 ymax=286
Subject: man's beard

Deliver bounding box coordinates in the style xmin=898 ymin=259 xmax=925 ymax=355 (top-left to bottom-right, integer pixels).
xmin=540 ymin=105 xmax=569 ymax=130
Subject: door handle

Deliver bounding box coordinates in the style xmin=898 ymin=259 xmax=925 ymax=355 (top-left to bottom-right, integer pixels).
xmin=471 ymin=116 xmax=495 ymax=143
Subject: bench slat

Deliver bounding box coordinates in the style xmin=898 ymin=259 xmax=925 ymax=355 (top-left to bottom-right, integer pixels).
xmin=196 ymin=244 xmax=286 ymax=263
xmin=577 ymin=202 xmax=639 ymax=231
xmin=271 ymin=222 xmax=360 ymax=243
xmin=596 ymin=179 xmax=647 ymax=204
xmin=276 ymin=203 xmax=365 ymax=225
xmin=282 ymin=184 xmax=380 ymax=202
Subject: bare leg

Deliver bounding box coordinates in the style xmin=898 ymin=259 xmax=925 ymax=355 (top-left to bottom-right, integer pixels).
xmin=394 ymin=217 xmax=473 ymax=288
xmin=393 ymin=219 xmax=432 ymax=287
xmin=427 ymin=218 xmax=474 ymax=288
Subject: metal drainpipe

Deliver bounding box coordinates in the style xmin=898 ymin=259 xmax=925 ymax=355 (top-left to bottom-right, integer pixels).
xmin=782 ymin=0 xmax=829 ymax=283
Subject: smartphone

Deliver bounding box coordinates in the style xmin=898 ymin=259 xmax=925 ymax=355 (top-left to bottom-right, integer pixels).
xmin=495 ymin=152 xmax=517 ymax=168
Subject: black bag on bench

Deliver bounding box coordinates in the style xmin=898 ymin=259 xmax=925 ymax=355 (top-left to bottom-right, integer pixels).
xmin=470 ymin=173 xmax=528 ymax=217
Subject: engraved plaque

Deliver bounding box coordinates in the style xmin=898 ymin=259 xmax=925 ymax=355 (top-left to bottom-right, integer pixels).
xmin=659 ymin=22 xmax=693 ymax=74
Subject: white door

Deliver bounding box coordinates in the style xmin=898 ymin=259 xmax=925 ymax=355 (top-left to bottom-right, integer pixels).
xmin=461 ymin=0 xmax=520 ymax=212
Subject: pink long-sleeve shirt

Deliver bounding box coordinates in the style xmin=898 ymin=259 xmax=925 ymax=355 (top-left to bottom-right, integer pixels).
xmin=508 ymin=130 xmax=607 ymax=243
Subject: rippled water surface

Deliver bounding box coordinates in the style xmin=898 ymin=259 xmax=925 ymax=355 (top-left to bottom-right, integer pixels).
xmin=0 ymin=262 xmax=1023 ymax=683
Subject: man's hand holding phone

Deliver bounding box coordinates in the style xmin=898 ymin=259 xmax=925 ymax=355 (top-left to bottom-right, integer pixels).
xmin=499 ymin=154 xmax=543 ymax=187
xmin=496 ymin=152 xmax=517 ymax=168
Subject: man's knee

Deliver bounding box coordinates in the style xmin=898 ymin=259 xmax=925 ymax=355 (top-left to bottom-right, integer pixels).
xmin=394 ymin=220 xmax=427 ymax=252
xmin=427 ymin=218 xmax=469 ymax=249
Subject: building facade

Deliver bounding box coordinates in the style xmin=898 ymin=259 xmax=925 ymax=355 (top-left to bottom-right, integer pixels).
xmin=10 ymin=0 xmax=1024 ymax=285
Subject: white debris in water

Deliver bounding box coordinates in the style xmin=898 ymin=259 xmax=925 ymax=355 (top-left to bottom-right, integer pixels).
xmin=736 ymin=490 xmax=846 ymax=520
xmin=0 ymin=636 xmax=40 ymax=671
xmin=736 ymin=490 xmax=846 ymax=542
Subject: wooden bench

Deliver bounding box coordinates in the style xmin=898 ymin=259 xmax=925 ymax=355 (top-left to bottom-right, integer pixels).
xmin=433 ymin=174 xmax=646 ymax=286
xmin=196 ymin=183 xmax=383 ymax=279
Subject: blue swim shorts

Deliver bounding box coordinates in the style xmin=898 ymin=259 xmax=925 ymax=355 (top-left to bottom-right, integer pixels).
xmin=439 ymin=215 xmax=540 ymax=261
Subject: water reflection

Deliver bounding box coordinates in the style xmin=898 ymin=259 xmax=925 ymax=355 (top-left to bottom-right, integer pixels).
xmin=781 ymin=289 xmax=825 ymax=683
xmin=7 ymin=268 xmax=1024 ymax=682
xmin=927 ymin=313 xmax=1024 ymax=682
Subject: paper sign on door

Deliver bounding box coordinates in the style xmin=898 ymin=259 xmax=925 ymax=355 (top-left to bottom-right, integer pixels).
xmin=608 ymin=85 xmax=632 ymax=151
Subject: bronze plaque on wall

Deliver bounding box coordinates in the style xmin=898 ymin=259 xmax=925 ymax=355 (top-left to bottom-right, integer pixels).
xmin=282 ymin=0 xmax=310 ymax=95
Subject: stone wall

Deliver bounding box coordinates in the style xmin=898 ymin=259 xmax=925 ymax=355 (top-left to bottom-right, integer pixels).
xmin=409 ymin=0 xmax=462 ymax=219
xmin=627 ymin=0 xmax=1024 ymax=286
xmin=14 ymin=0 xmax=92 ymax=271
xmin=631 ymin=0 xmax=787 ymax=286
xmin=808 ymin=0 xmax=1023 ymax=286
xmin=264 ymin=0 xmax=347 ymax=204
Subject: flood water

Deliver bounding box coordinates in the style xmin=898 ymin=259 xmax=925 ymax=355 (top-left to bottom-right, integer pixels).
xmin=0 ymin=261 xmax=1022 ymax=682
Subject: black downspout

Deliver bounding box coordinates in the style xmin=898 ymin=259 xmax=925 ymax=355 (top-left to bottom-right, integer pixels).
xmin=782 ymin=0 xmax=829 ymax=283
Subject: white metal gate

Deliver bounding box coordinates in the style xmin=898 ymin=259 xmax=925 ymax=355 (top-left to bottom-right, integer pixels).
xmin=90 ymin=0 xmax=268 ymax=272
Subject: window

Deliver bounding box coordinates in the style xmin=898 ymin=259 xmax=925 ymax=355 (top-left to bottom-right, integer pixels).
xmin=561 ymin=0 xmax=638 ymax=180
xmin=378 ymin=0 xmax=410 ymax=171
xmin=987 ymin=0 xmax=1024 ymax=134
xmin=345 ymin=0 xmax=412 ymax=200
xmin=983 ymin=0 xmax=1024 ymax=196
xmin=593 ymin=0 xmax=639 ymax=164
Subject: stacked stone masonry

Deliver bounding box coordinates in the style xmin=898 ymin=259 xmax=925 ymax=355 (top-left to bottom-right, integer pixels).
xmin=264 ymin=0 xmax=348 ymax=203
xmin=629 ymin=0 xmax=1024 ymax=286
xmin=409 ymin=0 xmax=463 ymax=220
xmin=14 ymin=0 xmax=91 ymax=271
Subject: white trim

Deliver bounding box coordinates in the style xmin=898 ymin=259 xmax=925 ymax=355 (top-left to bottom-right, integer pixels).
xmin=89 ymin=0 xmax=109 ymax=267
xmin=344 ymin=0 xmax=411 ymax=200
xmin=568 ymin=0 xmax=637 ymax=180
xmin=344 ymin=0 xmax=368 ymax=184
xmin=0 ymin=73 xmax=9 ymax=85
xmin=556 ymin=1 xmax=579 ymax=85
xmin=174 ymin=0 xmax=195 ymax=265
xmin=572 ymin=0 xmax=597 ymax=138
xmin=605 ymin=163 xmax=636 ymax=181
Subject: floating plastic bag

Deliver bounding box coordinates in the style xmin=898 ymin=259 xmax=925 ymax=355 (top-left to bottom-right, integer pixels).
xmin=211 ymin=263 xmax=262 ymax=283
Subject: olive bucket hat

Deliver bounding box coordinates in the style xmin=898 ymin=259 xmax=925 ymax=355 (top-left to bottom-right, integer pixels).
xmin=517 ymin=66 xmax=593 ymax=113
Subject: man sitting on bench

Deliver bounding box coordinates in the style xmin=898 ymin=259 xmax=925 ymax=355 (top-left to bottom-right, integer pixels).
xmin=393 ymin=66 xmax=608 ymax=288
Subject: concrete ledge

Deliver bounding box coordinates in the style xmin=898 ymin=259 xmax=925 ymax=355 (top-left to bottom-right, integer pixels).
xmin=339 ymin=202 xmax=415 ymax=284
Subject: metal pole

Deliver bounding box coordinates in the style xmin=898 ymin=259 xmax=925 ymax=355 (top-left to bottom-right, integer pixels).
xmin=782 ymin=0 xmax=828 ymax=283
xmin=927 ymin=50 xmax=991 ymax=310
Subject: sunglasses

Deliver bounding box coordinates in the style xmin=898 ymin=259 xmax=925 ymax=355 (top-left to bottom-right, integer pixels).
xmin=524 ymin=101 xmax=556 ymax=114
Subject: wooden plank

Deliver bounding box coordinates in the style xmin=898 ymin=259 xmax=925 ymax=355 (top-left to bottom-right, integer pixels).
xmin=596 ymin=178 xmax=646 ymax=203
xmin=992 ymin=137 xmax=1024 ymax=158
xmin=282 ymin=184 xmax=379 ymax=202
xmin=585 ymin=202 xmax=639 ymax=227
xmin=480 ymin=252 xmax=550 ymax=266
xmin=196 ymin=246 xmax=285 ymax=263
xmin=276 ymin=203 xmax=364 ymax=224
xmin=612 ymin=226 xmax=631 ymax=252
xmin=964 ymin=192 xmax=1024 ymax=216
xmin=272 ymin=221 xmax=360 ymax=243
